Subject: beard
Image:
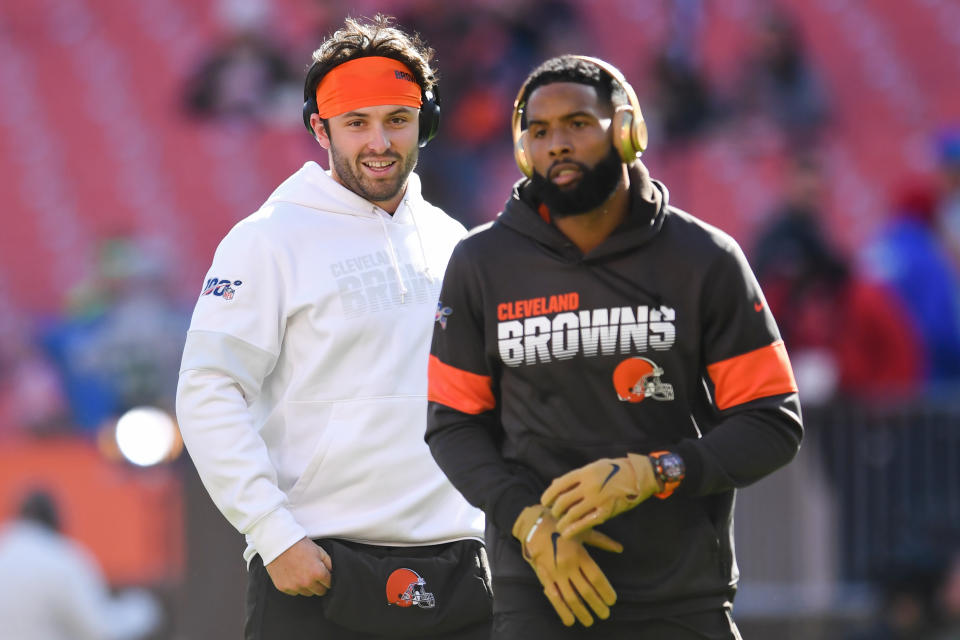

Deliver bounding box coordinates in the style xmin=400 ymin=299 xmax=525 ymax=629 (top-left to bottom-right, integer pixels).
xmin=329 ymin=143 xmax=419 ymax=205
xmin=529 ymin=147 xmax=624 ymax=218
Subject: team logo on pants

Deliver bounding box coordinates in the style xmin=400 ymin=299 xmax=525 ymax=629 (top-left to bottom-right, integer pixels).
xmin=612 ymin=357 xmax=674 ymax=403
xmin=385 ymin=568 xmax=436 ymax=608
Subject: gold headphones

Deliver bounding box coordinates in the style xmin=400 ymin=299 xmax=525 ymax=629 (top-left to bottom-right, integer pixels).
xmin=511 ymin=55 xmax=648 ymax=178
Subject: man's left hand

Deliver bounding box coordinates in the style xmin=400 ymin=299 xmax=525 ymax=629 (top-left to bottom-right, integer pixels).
xmin=541 ymin=453 xmax=659 ymax=538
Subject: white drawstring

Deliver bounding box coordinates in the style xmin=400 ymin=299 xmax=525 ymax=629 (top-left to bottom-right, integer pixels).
xmin=376 ymin=210 xmax=408 ymax=303
xmin=406 ymin=201 xmax=433 ymax=281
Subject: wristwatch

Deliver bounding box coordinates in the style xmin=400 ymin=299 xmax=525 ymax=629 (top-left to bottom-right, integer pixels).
xmin=648 ymin=450 xmax=685 ymax=499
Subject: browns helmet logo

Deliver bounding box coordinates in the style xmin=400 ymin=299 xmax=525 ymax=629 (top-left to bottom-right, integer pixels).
xmin=612 ymin=357 xmax=674 ymax=403
xmin=385 ymin=568 xmax=436 ymax=609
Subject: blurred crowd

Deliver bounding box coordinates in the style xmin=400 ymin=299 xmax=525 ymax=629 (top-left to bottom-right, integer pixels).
xmin=6 ymin=0 xmax=958 ymax=431
xmin=2 ymin=0 xmax=960 ymax=636
xmin=174 ymin=0 xmax=960 ymax=406
xmin=0 ymin=235 xmax=189 ymax=442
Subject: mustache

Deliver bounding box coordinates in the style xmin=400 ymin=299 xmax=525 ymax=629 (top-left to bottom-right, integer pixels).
xmin=359 ymin=151 xmax=403 ymax=162
xmin=545 ymin=159 xmax=588 ymax=179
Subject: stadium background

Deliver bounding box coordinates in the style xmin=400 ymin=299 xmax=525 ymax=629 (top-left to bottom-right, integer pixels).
xmin=1 ymin=0 xmax=959 ymax=637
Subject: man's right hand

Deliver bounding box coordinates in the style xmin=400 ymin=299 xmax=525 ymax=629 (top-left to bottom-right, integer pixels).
xmin=264 ymin=537 xmax=333 ymax=596
xmin=511 ymin=505 xmax=622 ymax=627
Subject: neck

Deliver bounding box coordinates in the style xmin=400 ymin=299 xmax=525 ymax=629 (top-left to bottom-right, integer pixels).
xmin=374 ymin=189 xmax=406 ymax=215
xmin=553 ymin=166 xmax=630 ymax=254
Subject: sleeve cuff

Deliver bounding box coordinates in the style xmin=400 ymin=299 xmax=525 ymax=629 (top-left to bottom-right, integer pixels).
xmin=673 ymin=440 xmax=705 ymax=498
xmin=245 ymin=507 xmax=308 ymax=566
xmin=491 ymin=484 xmax=542 ymax=535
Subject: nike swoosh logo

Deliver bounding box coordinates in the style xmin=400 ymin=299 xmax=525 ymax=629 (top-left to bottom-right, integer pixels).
xmin=551 ymin=532 xmax=561 ymax=566
xmin=601 ymin=462 xmax=621 ymax=489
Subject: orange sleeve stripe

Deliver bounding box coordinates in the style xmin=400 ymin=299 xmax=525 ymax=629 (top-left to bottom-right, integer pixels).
xmin=707 ymin=340 xmax=798 ymax=411
xmin=428 ymin=355 xmax=496 ymax=414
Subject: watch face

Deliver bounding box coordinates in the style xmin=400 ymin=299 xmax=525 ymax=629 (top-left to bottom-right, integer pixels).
xmin=659 ymin=454 xmax=685 ymax=481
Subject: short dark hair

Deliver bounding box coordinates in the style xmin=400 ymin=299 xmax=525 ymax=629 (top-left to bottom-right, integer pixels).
xmin=304 ymin=15 xmax=437 ymax=136
xmin=18 ymin=489 xmax=61 ymax=532
xmin=518 ymin=55 xmax=628 ymax=126
xmin=305 ymin=14 xmax=436 ymax=102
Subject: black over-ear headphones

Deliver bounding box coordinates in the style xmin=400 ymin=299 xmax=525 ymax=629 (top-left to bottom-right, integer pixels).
xmin=302 ymin=58 xmax=441 ymax=148
xmin=511 ymin=55 xmax=648 ymax=178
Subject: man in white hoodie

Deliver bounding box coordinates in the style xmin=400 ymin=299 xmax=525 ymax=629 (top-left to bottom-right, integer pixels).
xmin=176 ymin=15 xmax=489 ymax=640
xmin=0 ymin=490 xmax=161 ymax=640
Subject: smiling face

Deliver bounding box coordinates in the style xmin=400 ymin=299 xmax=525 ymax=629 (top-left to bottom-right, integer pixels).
xmin=524 ymin=82 xmax=624 ymax=217
xmin=312 ymin=105 xmax=420 ymax=213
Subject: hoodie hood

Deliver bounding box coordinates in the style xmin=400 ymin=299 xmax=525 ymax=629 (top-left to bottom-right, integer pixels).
xmin=498 ymin=161 xmax=669 ymax=263
xmin=264 ymin=161 xmax=425 ymax=225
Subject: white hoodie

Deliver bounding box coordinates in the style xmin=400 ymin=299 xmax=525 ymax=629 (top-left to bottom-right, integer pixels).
xmin=176 ymin=161 xmax=483 ymax=566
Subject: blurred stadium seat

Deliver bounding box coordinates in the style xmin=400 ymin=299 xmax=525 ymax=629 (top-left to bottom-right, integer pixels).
xmin=1 ymin=0 xmax=958 ymax=311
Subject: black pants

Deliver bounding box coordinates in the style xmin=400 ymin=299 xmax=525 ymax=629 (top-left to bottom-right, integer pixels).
xmin=245 ymin=548 xmax=492 ymax=640
xmin=492 ymin=608 xmax=742 ymax=639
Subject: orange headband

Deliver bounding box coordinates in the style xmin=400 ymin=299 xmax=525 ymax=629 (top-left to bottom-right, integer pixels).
xmin=315 ymin=56 xmax=422 ymax=118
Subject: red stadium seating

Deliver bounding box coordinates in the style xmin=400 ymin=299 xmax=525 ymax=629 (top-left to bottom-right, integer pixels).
xmin=0 ymin=0 xmax=956 ymax=312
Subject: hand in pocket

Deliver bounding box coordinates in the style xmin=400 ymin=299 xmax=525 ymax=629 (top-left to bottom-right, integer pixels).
xmin=266 ymin=537 xmax=333 ymax=596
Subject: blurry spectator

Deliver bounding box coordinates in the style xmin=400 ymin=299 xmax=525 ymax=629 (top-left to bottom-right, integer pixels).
xmin=860 ymin=179 xmax=960 ymax=386
xmin=753 ymin=156 xmax=922 ymax=403
xmin=184 ymin=0 xmax=298 ymax=126
xmin=937 ymin=127 xmax=960 ymax=273
xmin=649 ymin=50 xmax=714 ymax=146
xmin=847 ymin=560 xmax=944 ymax=639
xmin=184 ymin=29 xmax=297 ymax=125
xmin=648 ymin=0 xmax=714 ymax=146
xmin=0 ymin=489 xmax=161 ymax=640
xmin=394 ymin=0 xmax=581 ymax=226
xmin=43 ymin=237 xmax=189 ymax=431
xmin=936 ymin=551 xmax=960 ymax=639
xmin=846 ymin=537 xmax=960 ymax=640
xmin=0 ymin=318 xmax=71 ymax=439
xmin=752 ymin=157 xmax=834 ymax=280
xmin=735 ymin=10 xmax=829 ymax=147
xmin=399 ymin=0 xmax=579 ymax=148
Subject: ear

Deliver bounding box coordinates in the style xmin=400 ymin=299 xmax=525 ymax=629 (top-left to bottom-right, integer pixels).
xmin=310 ymin=114 xmax=331 ymax=150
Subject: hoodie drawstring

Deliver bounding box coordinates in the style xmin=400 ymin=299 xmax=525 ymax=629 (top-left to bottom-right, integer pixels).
xmin=376 ymin=210 xmax=409 ymax=303
xmin=406 ymin=201 xmax=433 ymax=281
